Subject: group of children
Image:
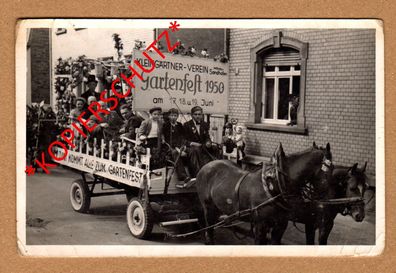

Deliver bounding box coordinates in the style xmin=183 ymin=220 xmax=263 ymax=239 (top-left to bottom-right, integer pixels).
xmin=68 ymin=96 xmax=246 ymax=185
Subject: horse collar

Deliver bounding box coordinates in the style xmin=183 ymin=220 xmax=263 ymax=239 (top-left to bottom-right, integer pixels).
xmin=261 ymin=162 xmax=290 ymax=211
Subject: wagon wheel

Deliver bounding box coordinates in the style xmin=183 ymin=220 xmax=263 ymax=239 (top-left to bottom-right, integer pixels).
xmin=70 ymin=179 xmax=91 ymax=213
xmin=126 ymin=198 xmax=154 ymax=239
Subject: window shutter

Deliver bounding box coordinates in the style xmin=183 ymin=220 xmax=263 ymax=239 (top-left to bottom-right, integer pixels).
xmin=263 ymin=48 xmax=300 ymax=66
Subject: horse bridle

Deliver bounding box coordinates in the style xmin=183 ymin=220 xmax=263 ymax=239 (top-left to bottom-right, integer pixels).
xmin=273 ymin=153 xmax=334 ymax=208
xmin=338 ymin=171 xmax=366 ymax=216
xmin=321 ymin=159 xmax=332 ymax=172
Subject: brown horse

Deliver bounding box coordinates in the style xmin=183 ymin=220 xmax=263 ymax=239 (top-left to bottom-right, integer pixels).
xmin=295 ymin=162 xmax=368 ymax=245
xmin=195 ymin=142 xmax=333 ymax=245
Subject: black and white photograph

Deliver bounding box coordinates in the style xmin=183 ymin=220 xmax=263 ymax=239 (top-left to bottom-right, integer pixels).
xmin=16 ymin=19 xmax=384 ymax=256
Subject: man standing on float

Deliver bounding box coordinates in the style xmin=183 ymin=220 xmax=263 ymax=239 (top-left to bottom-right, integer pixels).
xmin=81 ymin=75 xmax=100 ymax=101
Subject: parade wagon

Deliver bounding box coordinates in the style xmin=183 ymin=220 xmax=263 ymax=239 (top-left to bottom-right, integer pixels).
xmin=55 ymin=137 xmax=202 ymax=239
xmin=53 ymin=49 xmax=234 ymax=239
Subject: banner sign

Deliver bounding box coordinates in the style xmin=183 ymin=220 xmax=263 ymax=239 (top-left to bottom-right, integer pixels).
xmin=132 ymin=50 xmax=229 ymax=114
xmin=55 ymin=149 xmax=146 ymax=188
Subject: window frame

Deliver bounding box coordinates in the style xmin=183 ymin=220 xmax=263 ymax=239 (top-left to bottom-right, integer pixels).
xmin=262 ymin=65 xmax=301 ymax=125
xmin=247 ymin=31 xmax=308 ymax=134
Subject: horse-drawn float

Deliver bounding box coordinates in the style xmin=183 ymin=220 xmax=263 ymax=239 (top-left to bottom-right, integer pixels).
xmin=54 ymin=137 xmax=368 ymax=244
xmin=54 ymin=136 xmax=202 ymax=239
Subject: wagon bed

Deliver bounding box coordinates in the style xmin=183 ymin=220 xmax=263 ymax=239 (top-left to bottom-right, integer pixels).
xmin=55 ymin=139 xmax=196 ymax=195
xmin=54 ymin=138 xmax=200 ymax=239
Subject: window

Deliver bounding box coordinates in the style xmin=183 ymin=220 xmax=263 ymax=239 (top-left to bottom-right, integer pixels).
xmin=248 ymin=31 xmax=308 ymax=134
xmin=262 ymin=64 xmax=300 ymax=124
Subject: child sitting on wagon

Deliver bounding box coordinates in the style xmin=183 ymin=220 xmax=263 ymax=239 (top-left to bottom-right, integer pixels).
xmin=69 ymin=97 xmax=86 ymax=122
xmin=69 ymin=97 xmax=87 ymax=149
xmin=105 ymin=104 xmax=142 ymax=162
xmin=137 ymin=107 xmax=167 ymax=169
xmin=163 ymin=108 xmax=190 ymax=184
xmin=85 ymin=114 xmax=111 ymax=156
xmin=120 ymin=104 xmax=143 ymax=141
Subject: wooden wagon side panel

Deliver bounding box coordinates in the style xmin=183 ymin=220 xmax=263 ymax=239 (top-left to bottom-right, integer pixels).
xmin=55 ymin=148 xmax=146 ymax=188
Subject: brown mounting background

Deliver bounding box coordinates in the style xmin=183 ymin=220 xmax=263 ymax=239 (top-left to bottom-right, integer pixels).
xmin=0 ymin=0 xmax=394 ymax=272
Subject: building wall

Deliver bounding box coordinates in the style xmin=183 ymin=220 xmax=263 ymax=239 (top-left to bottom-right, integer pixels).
xmin=29 ymin=29 xmax=51 ymax=104
xmin=228 ymin=29 xmax=376 ymax=174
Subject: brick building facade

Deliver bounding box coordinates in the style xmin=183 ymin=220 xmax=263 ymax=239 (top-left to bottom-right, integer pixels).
xmin=27 ymin=29 xmax=51 ymax=104
xmin=228 ymin=29 xmax=376 ymax=175
xmin=45 ymin=27 xmax=377 ymax=174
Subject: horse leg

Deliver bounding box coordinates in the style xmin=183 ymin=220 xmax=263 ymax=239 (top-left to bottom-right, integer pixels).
xmin=253 ymin=222 xmax=269 ymax=245
xmin=318 ymin=220 xmax=334 ymax=245
xmin=270 ymin=219 xmax=288 ymax=245
xmin=203 ymin=204 xmax=218 ymax=245
xmin=305 ymin=222 xmax=316 ymax=245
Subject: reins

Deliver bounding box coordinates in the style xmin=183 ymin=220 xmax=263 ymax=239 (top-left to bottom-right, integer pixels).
xmin=168 ymin=147 xmax=363 ymax=240
xmin=315 ymin=196 xmax=364 ymax=205
xmin=166 ymin=194 xmax=281 ymax=239
xmin=312 ymin=168 xmax=367 ymax=207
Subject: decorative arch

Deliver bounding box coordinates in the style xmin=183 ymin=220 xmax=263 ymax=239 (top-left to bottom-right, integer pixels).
xmin=249 ymin=31 xmax=308 ymax=132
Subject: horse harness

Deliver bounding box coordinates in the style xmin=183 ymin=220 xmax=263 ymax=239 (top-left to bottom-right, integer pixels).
xmin=170 ymin=154 xmax=364 ymax=239
xmin=233 ymin=172 xmax=250 ymax=214
xmin=233 ymin=154 xmax=338 ymax=215
xmin=301 ymin=164 xmax=365 ymax=211
xmin=261 ymin=161 xmax=291 ymax=211
xmin=233 ymin=160 xmax=289 ymax=215
xmin=315 ymin=171 xmax=365 ymax=215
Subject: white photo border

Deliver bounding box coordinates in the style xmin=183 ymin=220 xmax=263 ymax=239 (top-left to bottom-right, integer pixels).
xmin=16 ymin=19 xmax=385 ymax=257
